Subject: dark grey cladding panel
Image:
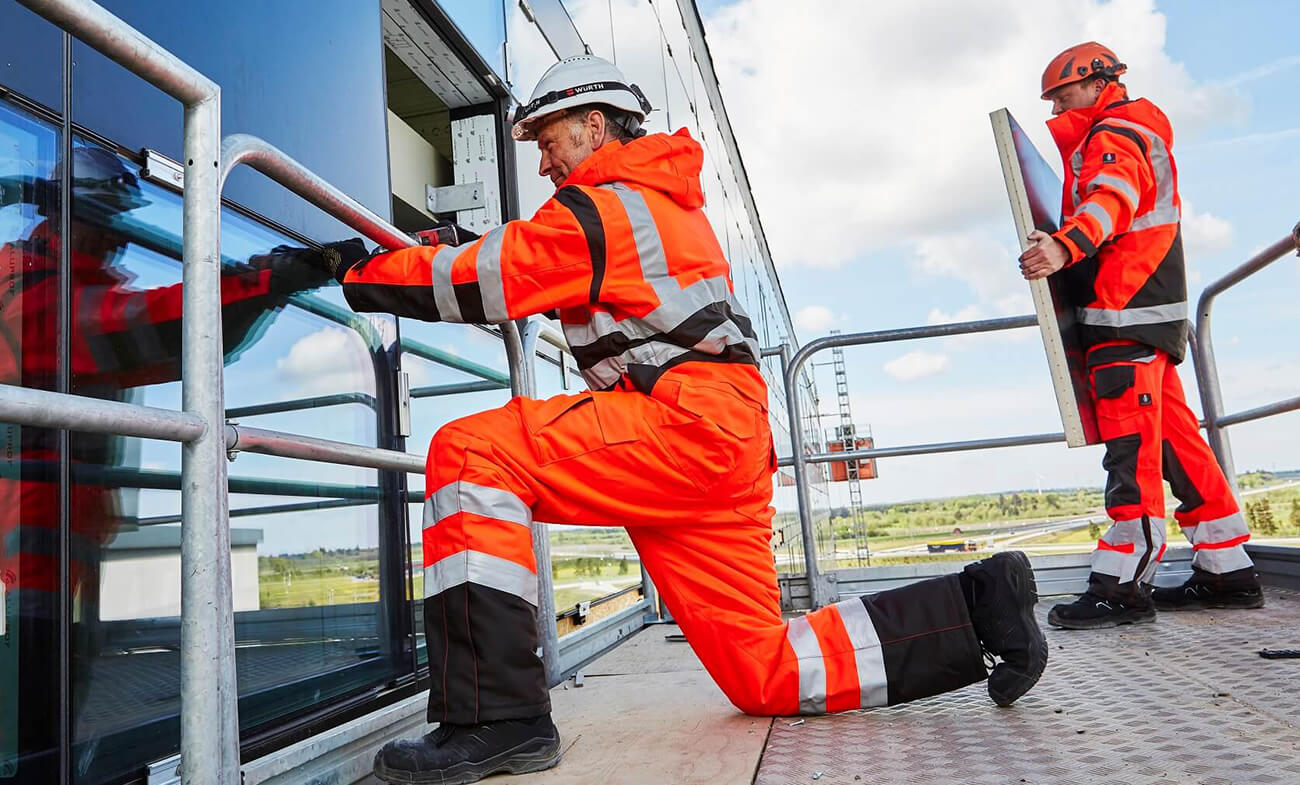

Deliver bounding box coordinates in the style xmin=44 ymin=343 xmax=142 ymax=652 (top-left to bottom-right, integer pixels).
xmin=72 ymin=0 xmax=390 ymax=241
xmin=0 ymin=2 xmax=63 ymax=113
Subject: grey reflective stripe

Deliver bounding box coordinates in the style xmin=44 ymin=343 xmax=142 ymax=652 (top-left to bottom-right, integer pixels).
xmin=1078 ymin=300 xmax=1187 ymax=327
xmin=1191 ymin=543 xmax=1254 ymax=574
xmin=1188 ymin=512 xmax=1249 ymax=546
xmin=1087 ymin=172 xmax=1140 ymax=212
xmin=1103 ymin=118 xmax=1180 ymax=232
xmin=1093 ymin=517 xmax=1165 ymax=584
xmin=786 ymin=615 xmax=827 ymax=715
xmin=424 ymin=550 xmax=539 ymax=605
xmin=430 ymin=244 xmax=468 ymax=323
xmin=835 ymin=599 xmax=888 ymax=708
xmin=427 ymin=480 xmax=531 ymax=529
xmin=1075 ymin=201 xmax=1113 ymax=240
xmin=475 ymin=226 xmax=510 ymax=323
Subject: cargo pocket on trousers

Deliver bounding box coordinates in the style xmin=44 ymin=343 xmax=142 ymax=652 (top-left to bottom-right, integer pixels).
xmin=521 ymin=395 xmax=605 ymax=465
xmin=1090 ymin=363 xmax=1141 ymax=432
xmin=656 ymin=382 xmax=756 ymax=494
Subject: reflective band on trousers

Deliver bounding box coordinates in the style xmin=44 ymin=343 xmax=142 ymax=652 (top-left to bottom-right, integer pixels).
xmin=1092 ymin=517 xmax=1165 ymax=584
xmin=786 ymin=599 xmax=889 ymax=715
xmin=1078 ymin=300 xmax=1187 ymax=327
xmin=425 ymin=480 xmax=532 ymax=529
xmin=1181 ymin=511 xmax=1249 ymax=545
xmin=424 ymin=550 xmax=539 ymax=605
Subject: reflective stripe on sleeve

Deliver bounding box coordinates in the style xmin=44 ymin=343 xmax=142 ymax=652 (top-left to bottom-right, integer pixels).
xmin=424 ymin=550 xmax=539 ymax=605
xmin=426 ymin=480 xmax=532 ymax=529
xmin=786 ymin=615 xmax=827 ymax=715
xmin=475 ymin=226 xmax=510 ymax=323
xmin=1087 ymin=172 xmax=1140 ymax=212
xmin=835 ymin=598 xmax=889 ymax=708
xmin=430 ymin=244 xmax=468 ymax=322
xmin=1076 ymin=200 xmax=1114 ymax=239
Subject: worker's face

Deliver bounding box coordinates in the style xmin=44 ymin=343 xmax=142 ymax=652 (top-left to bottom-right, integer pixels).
xmin=1046 ymin=78 xmax=1104 ymax=116
xmin=536 ymin=110 xmax=606 ymax=189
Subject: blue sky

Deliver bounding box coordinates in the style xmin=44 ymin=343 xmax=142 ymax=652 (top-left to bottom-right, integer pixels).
xmin=695 ymin=0 xmax=1300 ymax=504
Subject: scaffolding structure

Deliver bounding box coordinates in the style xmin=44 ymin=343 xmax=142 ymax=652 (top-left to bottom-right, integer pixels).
xmin=828 ymin=331 xmax=871 ymax=566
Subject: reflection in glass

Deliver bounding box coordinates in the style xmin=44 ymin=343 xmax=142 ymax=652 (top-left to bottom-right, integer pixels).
xmin=0 ymin=135 xmax=400 ymax=781
xmin=0 ymin=99 xmax=62 ymax=785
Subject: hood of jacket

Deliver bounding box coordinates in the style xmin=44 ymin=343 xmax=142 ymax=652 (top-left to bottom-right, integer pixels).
xmin=563 ymin=129 xmax=706 ymax=209
xmin=1046 ymin=82 xmax=1173 ymax=163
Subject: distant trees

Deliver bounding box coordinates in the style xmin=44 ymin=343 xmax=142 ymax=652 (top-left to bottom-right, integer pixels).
xmin=1246 ymin=499 xmax=1278 ymax=535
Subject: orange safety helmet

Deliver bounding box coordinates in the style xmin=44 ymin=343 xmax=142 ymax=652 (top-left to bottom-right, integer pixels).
xmin=1041 ymin=42 xmax=1127 ymax=99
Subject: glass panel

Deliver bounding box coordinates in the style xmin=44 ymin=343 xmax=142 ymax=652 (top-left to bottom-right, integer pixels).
xmin=60 ymin=140 xmax=402 ymax=782
xmin=0 ymin=98 xmax=62 ymax=785
xmin=0 ymin=3 xmax=63 ymax=113
xmin=608 ymin=0 xmax=669 ymax=137
xmin=507 ymin=4 xmax=562 ymax=219
xmin=437 ymin=0 xmax=508 ymax=77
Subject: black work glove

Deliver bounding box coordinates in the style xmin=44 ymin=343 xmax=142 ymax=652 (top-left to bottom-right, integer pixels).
xmin=246 ymin=244 xmax=335 ymax=296
xmin=319 ymin=237 xmax=371 ymax=284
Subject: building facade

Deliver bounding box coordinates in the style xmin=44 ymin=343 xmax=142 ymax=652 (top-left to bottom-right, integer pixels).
xmin=0 ymin=1 xmax=827 ymax=781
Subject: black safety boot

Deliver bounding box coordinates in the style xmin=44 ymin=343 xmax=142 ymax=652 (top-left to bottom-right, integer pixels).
xmin=373 ymin=715 xmax=561 ymax=785
xmin=1153 ymin=566 xmax=1265 ymax=611
xmin=962 ymin=551 xmax=1049 ymax=707
xmin=1047 ymin=587 xmax=1155 ymax=630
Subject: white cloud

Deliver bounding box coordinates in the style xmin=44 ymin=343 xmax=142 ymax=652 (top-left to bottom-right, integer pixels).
xmin=912 ymin=230 xmax=1033 ymax=316
xmin=277 ymin=327 xmax=370 ymax=397
xmin=794 ymin=304 xmax=836 ymax=333
xmin=1182 ymin=203 xmax=1234 ymax=259
xmin=703 ymin=0 xmax=1248 ymax=269
xmin=883 ymin=350 xmax=950 ymax=381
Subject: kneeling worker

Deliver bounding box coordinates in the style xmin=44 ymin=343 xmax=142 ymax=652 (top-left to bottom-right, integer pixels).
xmin=1021 ymin=43 xmax=1265 ymax=630
xmin=318 ymin=55 xmax=1047 ymax=784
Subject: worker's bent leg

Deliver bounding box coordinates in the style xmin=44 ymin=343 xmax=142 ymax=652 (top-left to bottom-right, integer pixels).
xmin=1051 ymin=342 xmax=1166 ymax=629
xmin=1152 ymin=364 xmax=1263 ymax=610
xmin=630 ymin=523 xmax=989 ymax=715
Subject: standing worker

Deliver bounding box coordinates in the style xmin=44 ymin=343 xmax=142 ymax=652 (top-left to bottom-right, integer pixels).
xmin=1020 ymin=43 xmax=1265 ymax=630
xmin=318 ymin=55 xmax=1047 ymax=785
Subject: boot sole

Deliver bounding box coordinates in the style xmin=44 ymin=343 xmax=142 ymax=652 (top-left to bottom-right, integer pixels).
xmin=373 ymin=736 xmax=562 ymax=785
xmin=1046 ymin=607 xmax=1156 ymax=630
xmin=1154 ymin=596 xmax=1266 ymax=612
xmin=987 ymin=551 xmax=1049 ymax=707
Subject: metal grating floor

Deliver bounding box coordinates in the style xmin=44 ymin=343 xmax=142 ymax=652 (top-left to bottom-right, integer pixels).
xmin=756 ymin=588 xmax=1300 ymax=785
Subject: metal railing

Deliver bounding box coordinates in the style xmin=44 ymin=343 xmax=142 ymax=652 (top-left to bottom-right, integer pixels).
xmin=779 ymin=222 xmax=1300 ymax=610
xmin=1191 ymin=224 xmax=1300 ymax=493
xmin=0 ymin=2 xmax=643 ymax=779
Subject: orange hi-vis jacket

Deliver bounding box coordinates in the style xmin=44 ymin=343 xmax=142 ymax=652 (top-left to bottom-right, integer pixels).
xmin=1048 ymin=82 xmax=1188 ymax=363
xmin=342 ymin=130 xmax=760 ymax=392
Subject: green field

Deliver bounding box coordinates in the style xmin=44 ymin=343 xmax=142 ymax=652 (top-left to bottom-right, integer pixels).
xmin=256 ymin=472 xmax=1299 ymax=609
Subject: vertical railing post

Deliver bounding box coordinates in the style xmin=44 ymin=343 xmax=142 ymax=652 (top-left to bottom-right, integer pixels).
xmin=781 ymin=341 xmax=827 ymax=608
xmin=179 ymin=95 xmax=240 ymax=782
xmin=510 ymin=319 xmax=561 ymax=685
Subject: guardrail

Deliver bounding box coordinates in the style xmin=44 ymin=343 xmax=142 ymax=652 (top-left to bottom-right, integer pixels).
xmin=1192 ymin=223 xmax=1300 ymax=492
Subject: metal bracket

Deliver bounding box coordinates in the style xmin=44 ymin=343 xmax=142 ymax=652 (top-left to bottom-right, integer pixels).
xmin=426 ymin=182 xmax=486 ymax=214
xmin=575 ymin=600 xmax=591 ymax=626
xmin=815 ymin=572 xmax=840 ymax=605
xmin=139 ymin=148 xmax=185 ymax=192
xmin=396 ymin=371 xmax=412 ymax=438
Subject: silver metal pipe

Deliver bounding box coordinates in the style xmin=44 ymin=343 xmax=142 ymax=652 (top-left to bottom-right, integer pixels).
xmin=1194 ymin=231 xmax=1298 ymax=493
xmin=0 ymin=383 xmax=206 ymax=442
xmin=180 ymin=94 xmax=239 ymax=785
xmin=5 ymin=6 xmax=233 ymax=774
xmin=225 ymin=424 xmax=426 ymax=474
xmin=219 ymin=134 xmax=413 ymax=251
xmin=779 ymin=431 xmax=1066 ymax=467
xmin=536 ymin=324 xmax=571 ymax=356
xmin=410 ymin=380 xmax=506 ymax=399
xmin=780 ymin=316 xmax=1036 ymax=608
xmin=226 ymin=391 xmax=377 ymax=419
xmin=516 ymin=319 xmax=562 ymax=686
xmin=15 ymin=0 xmax=216 ymax=104
xmin=760 ymin=344 xmax=786 ymax=358
xmin=1218 ymin=394 xmax=1300 ymax=429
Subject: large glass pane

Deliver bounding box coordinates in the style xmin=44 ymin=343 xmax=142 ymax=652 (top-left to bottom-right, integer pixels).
xmin=61 ymin=140 xmax=403 ymax=782
xmin=437 ymin=0 xmax=508 ymax=78
xmin=506 ymin=4 xmax=562 ymax=218
xmin=609 ymin=0 xmax=669 ymax=137
xmin=0 ymin=98 xmax=62 ymax=785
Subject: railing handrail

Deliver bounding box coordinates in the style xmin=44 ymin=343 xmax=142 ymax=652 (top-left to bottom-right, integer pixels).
xmin=1193 ymin=223 xmax=1300 ymax=493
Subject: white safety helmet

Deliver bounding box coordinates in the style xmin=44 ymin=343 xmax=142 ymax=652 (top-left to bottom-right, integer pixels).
xmin=510 ymin=54 xmax=652 ymax=142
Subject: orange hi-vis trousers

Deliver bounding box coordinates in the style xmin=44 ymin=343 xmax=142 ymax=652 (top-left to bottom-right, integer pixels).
xmin=419 ymin=363 xmax=986 ymax=723
xmin=1085 ymin=341 xmax=1254 ymax=598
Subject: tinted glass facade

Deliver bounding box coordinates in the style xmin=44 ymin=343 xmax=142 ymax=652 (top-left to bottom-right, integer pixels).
xmin=0 ymin=1 xmax=810 ymax=781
